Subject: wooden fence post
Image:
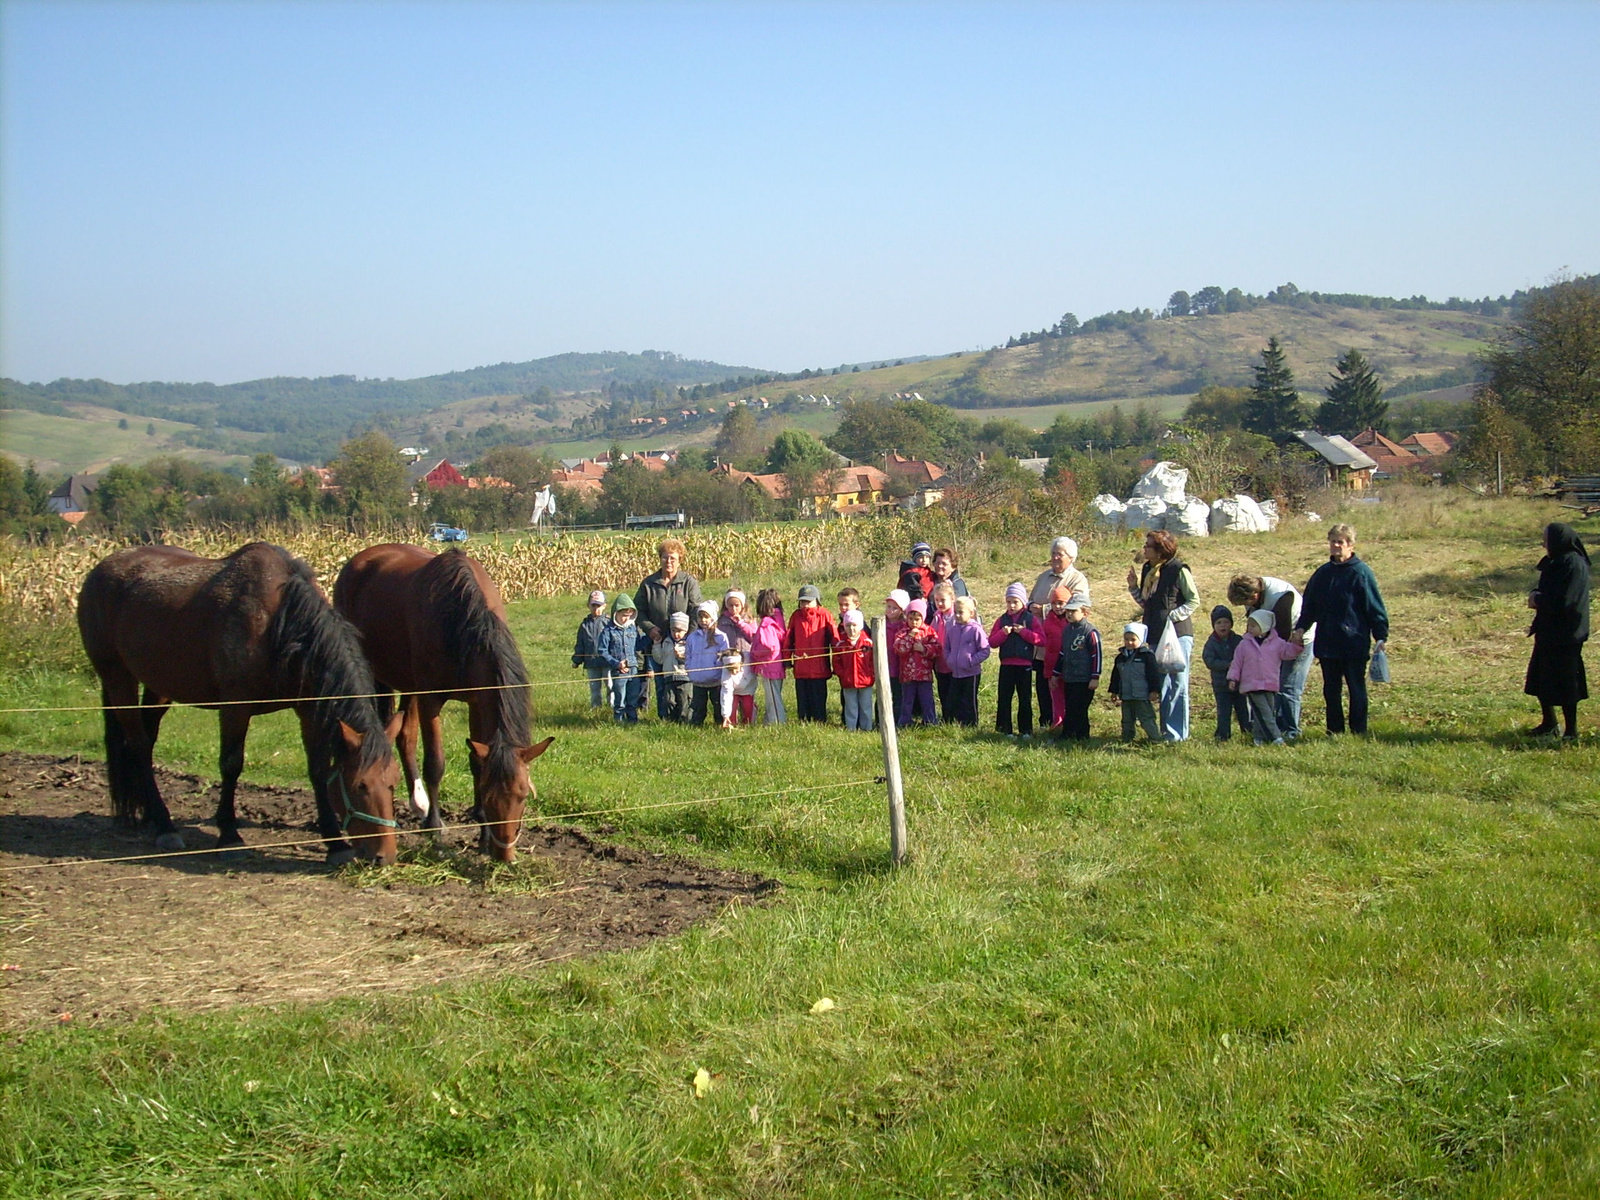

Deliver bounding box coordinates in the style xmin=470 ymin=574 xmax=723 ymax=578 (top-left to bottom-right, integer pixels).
xmin=872 ymin=616 xmax=907 ymax=865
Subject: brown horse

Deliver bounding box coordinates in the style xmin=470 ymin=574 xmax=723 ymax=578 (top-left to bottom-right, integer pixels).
xmin=77 ymin=542 xmax=404 ymax=864
xmin=334 ymin=544 xmax=552 ymax=862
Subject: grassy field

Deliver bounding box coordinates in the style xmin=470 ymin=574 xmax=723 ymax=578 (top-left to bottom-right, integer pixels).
xmin=3 ymin=492 xmax=1600 ymax=1197
xmin=0 ymin=403 xmax=254 ymax=475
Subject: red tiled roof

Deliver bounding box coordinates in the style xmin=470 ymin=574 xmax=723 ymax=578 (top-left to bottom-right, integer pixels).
xmin=1351 ymin=428 xmax=1413 ymax=458
xmin=1401 ymin=431 xmax=1457 ymax=456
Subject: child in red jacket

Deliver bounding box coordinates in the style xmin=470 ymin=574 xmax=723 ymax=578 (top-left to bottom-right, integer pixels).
xmin=894 ymin=599 xmax=941 ymax=727
xmin=788 ymin=584 xmax=837 ymax=723
xmin=832 ymin=609 xmax=875 ymax=731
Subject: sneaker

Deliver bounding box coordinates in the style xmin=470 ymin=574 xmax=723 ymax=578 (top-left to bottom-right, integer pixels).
xmin=1271 ymin=737 xmax=1286 ymax=746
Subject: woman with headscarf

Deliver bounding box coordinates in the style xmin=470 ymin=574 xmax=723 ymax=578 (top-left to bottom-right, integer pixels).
xmin=1524 ymin=521 xmax=1591 ymax=739
xmin=1126 ymin=529 xmax=1199 ymax=741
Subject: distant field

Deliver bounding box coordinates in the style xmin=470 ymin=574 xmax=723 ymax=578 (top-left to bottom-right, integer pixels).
xmin=0 ymin=404 xmax=253 ymax=474
xmin=957 ymin=392 xmax=1195 ymax=430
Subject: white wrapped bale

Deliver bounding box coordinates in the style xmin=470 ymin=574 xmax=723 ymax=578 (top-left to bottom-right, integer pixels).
xmin=1089 ymin=493 xmax=1127 ymax=529
xmin=1131 ymin=461 xmax=1189 ymax=505
xmin=1168 ymin=497 xmax=1212 ymax=538
xmin=1122 ymin=496 xmax=1169 ymax=531
xmin=1304 ymin=511 xmax=1322 ymax=523
xmin=1208 ymin=495 xmax=1271 ymax=535
xmin=1258 ymin=499 xmax=1281 ymax=530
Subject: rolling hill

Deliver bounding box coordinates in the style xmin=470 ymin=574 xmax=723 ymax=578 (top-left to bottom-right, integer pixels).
xmin=1 ymin=295 xmax=1512 ymax=474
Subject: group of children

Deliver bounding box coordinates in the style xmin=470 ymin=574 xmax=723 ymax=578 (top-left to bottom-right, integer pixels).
xmin=570 ymin=565 xmax=1307 ymax=746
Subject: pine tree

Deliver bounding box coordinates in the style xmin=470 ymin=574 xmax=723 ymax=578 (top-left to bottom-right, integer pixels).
xmin=1245 ymin=337 xmax=1303 ymax=442
xmin=1318 ymin=348 xmax=1388 ymax=436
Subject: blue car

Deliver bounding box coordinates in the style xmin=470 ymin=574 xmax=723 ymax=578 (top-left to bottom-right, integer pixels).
xmin=427 ymin=522 xmax=469 ymax=543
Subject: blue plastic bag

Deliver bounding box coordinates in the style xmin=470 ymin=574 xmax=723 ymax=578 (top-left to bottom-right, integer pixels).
xmin=1369 ymin=645 xmax=1391 ymax=684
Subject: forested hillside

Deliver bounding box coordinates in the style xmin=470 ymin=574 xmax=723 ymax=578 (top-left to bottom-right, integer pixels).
xmin=0 ymin=350 xmax=755 ymax=462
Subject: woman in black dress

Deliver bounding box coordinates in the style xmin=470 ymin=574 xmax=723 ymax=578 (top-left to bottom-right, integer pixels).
xmin=1524 ymin=522 xmax=1591 ymax=739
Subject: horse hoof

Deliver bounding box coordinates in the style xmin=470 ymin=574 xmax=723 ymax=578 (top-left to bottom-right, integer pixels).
xmin=154 ymin=831 xmax=186 ymax=852
xmin=325 ymin=847 xmax=358 ymax=867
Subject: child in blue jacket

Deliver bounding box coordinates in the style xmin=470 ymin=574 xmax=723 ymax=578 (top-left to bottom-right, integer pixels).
xmin=599 ymin=592 xmax=644 ymax=722
xmin=572 ymin=589 xmax=611 ymax=708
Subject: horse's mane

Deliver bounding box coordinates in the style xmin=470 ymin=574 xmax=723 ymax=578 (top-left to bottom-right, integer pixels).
xmin=268 ymin=554 xmax=390 ymax=772
xmin=428 ymin=551 xmax=532 ymax=781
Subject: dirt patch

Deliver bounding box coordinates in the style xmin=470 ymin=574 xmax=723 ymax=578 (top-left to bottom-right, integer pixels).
xmin=0 ymin=752 xmax=775 ymax=1027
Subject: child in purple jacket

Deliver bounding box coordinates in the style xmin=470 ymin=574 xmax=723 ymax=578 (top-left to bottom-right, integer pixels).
xmin=942 ymin=596 xmax=991 ymax=726
xmin=1227 ymin=608 xmax=1303 ymax=746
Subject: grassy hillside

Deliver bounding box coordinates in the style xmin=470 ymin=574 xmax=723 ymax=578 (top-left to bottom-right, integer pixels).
xmin=3 ymin=495 xmax=1599 ymax=1196
xmin=0 ymin=403 xmax=255 ymax=475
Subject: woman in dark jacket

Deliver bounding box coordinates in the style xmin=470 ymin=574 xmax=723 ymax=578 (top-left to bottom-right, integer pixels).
xmin=1524 ymin=521 xmax=1591 ymax=738
xmin=1294 ymin=523 xmax=1389 ymax=735
xmin=1125 ymin=529 xmax=1199 ymax=741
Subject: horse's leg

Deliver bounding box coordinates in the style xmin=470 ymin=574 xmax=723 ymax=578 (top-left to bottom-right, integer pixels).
xmin=418 ymin=696 xmax=447 ymax=834
xmin=299 ymin=707 xmax=354 ymax=864
xmin=134 ymin=686 xmax=183 ymax=850
xmin=213 ymin=706 xmax=250 ymax=852
xmin=395 ymin=695 xmax=431 ymax=823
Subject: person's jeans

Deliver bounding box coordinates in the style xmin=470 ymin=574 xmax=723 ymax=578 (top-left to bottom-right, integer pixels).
xmin=1277 ymin=635 xmax=1313 ymax=737
xmin=1210 ymin=671 xmax=1251 ymax=740
xmin=1246 ymin=692 xmax=1283 ymax=743
xmin=759 ymin=676 xmax=786 ymax=724
xmin=1060 ymin=681 xmax=1094 ymax=739
xmin=658 ymin=678 xmax=690 ymax=723
xmin=998 ymin=664 xmax=1033 ymax=735
xmin=1159 ymin=635 xmax=1194 ymax=741
xmin=841 ymin=685 xmax=875 ymax=731
xmin=1318 ymin=656 xmax=1369 ymax=734
xmin=689 ymin=685 xmax=724 ymax=726
xmin=794 ymin=677 xmax=829 ymax=722
xmin=585 ymin=663 xmax=610 ymax=708
xmin=1121 ymin=697 xmax=1161 ymax=741
xmin=897 ymin=679 xmax=938 ymax=727
xmin=609 ymin=674 xmax=643 ymax=722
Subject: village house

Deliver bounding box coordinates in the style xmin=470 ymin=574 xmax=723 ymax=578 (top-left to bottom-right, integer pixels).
xmin=46 ymin=474 xmax=99 ymax=524
xmin=1292 ymin=430 xmax=1377 ymax=489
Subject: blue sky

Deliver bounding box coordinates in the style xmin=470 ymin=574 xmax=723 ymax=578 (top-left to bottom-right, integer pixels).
xmin=2 ymin=1 xmax=1597 ymax=385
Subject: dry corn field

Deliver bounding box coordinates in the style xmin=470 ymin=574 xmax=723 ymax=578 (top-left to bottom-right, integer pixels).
xmin=0 ymin=519 xmax=927 ymax=616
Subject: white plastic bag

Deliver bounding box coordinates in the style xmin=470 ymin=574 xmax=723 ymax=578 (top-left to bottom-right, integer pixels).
xmin=1154 ymin=621 xmax=1186 ymax=674
xmin=1132 ymin=461 xmax=1189 ymax=505
xmin=1122 ymin=496 xmax=1168 ymax=531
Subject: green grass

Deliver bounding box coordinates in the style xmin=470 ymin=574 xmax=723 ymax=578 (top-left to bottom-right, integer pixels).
xmin=0 ymin=403 xmax=253 ymax=475
xmin=3 ymin=492 xmax=1600 ymax=1197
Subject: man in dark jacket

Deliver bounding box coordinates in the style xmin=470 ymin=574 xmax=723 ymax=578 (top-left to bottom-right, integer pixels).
xmin=635 ymin=538 xmax=703 ymax=719
xmin=1294 ymin=523 xmax=1389 ymax=735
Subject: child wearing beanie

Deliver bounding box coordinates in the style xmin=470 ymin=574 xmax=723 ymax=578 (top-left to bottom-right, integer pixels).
xmin=990 ymin=581 xmax=1043 ymax=737
xmin=572 ymin=590 xmax=611 ymax=708
xmin=1226 ymin=608 xmax=1303 ymax=745
xmin=894 ymin=598 xmax=942 ymax=727
xmin=1201 ymin=604 xmax=1250 ymax=741
xmin=599 ymin=592 xmax=644 ymax=722
xmin=650 ymin=609 xmax=694 ymax=722
xmin=832 ymin=608 xmax=876 ymax=731
xmin=1110 ymin=621 xmax=1162 ymax=742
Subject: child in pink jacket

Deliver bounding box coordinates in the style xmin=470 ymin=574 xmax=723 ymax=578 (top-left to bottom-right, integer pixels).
xmin=1227 ymin=608 xmax=1303 ymax=745
xmin=749 ymin=587 xmax=789 ymax=724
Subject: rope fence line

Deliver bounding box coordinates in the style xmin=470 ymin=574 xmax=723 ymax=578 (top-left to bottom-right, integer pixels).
xmin=0 ymin=779 xmax=882 ymax=874
xmin=0 ymin=649 xmax=867 ymax=716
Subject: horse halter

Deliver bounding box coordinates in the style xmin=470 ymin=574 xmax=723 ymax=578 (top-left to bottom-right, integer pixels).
xmin=329 ymin=770 xmax=399 ymax=838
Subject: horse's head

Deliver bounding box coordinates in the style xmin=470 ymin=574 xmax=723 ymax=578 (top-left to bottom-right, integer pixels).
xmin=466 ymin=735 xmax=555 ymax=862
xmin=333 ymin=714 xmax=405 ymax=864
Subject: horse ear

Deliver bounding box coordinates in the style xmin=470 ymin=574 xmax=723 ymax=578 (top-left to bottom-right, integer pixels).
xmin=338 ymin=720 xmax=363 ymax=751
xmin=518 ymin=736 xmax=555 ymax=764
xmin=466 ymin=739 xmax=491 ymax=759
xmin=383 ymin=711 xmax=405 ymax=741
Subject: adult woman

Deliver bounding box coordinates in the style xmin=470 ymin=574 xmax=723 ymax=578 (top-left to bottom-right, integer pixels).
xmin=1126 ymin=529 xmax=1198 ymax=741
xmin=929 ymin=547 xmax=970 ymax=599
xmin=635 ymin=538 xmax=703 ymax=719
xmin=1031 ymin=536 xmax=1089 ymax=724
xmin=1523 ymin=522 xmax=1590 ymax=739
xmin=1293 ymin=523 xmax=1388 ymax=736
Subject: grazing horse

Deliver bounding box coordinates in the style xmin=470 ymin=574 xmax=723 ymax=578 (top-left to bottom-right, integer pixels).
xmin=77 ymin=543 xmax=404 ymax=864
xmin=334 ymin=544 xmax=553 ymax=862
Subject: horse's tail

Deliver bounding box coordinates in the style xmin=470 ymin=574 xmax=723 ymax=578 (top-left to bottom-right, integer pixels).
xmin=102 ymin=705 xmax=143 ymax=825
